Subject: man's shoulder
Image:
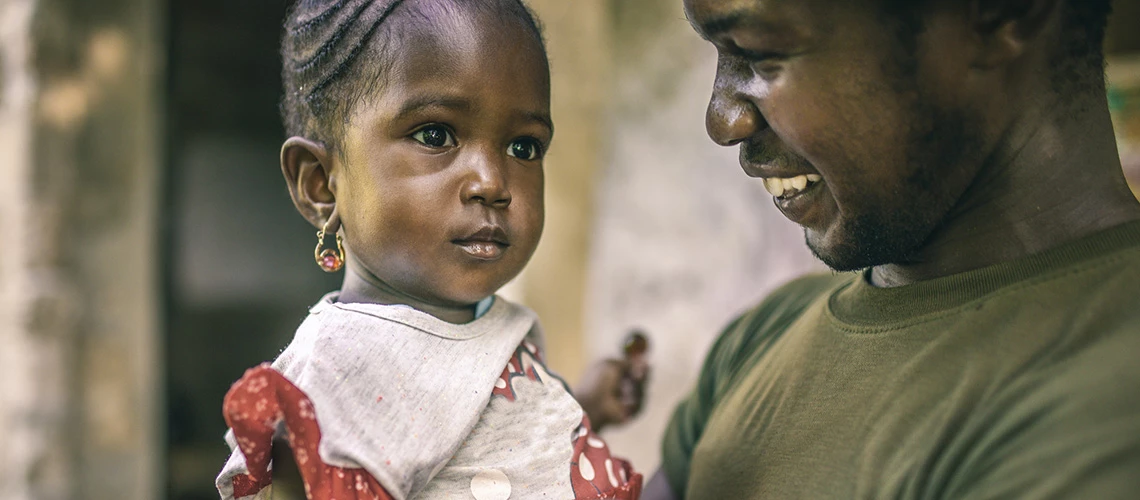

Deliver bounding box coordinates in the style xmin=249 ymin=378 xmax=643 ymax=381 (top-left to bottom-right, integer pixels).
xmin=754 ymin=272 xmax=851 ymax=312
xmin=1029 ymin=322 xmax=1140 ymax=411
xmin=950 ymin=322 xmax=1140 ymax=498
xmin=732 ymin=273 xmax=852 ymax=336
xmin=702 ymin=273 xmax=852 ymax=385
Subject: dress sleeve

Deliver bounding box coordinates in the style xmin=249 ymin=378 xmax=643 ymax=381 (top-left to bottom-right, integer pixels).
xmin=216 ymin=364 xmax=396 ymax=500
xmin=217 ymin=428 xmax=274 ymax=500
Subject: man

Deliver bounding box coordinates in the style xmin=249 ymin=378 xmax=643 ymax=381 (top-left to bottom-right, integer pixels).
xmin=642 ymin=0 xmax=1140 ymax=498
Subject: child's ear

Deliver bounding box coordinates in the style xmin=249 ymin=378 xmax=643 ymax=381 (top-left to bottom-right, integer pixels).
xmin=281 ymin=136 xmax=337 ymax=229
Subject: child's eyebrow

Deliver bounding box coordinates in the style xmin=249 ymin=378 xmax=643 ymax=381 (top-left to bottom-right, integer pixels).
xmin=520 ymin=111 xmax=554 ymax=135
xmin=396 ymin=94 xmax=553 ymax=135
xmin=394 ymin=95 xmax=473 ymax=120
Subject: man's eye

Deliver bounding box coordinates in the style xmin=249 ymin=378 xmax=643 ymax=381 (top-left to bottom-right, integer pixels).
xmin=750 ymin=60 xmax=782 ymax=79
xmin=725 ymin=45 xmax=784 ymax=78
xmin=412 ymin=126 xmax=456 ymax=148
xmin=507 ymin=138 xmax=543 ymax=160
xmin=744 ymin=52 xmax=785 ymax=78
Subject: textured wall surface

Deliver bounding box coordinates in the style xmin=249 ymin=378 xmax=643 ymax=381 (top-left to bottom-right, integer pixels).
xmin=584 ymin=0 xmax=823 ymax=472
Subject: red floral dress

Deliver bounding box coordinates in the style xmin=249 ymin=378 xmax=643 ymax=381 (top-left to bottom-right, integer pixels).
xmin=222 ymin=341 xmax=642 ymax=499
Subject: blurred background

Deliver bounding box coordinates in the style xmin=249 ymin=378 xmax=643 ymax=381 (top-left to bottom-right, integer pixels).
xmin=0 ymin=0 xmax=1137 ymax=498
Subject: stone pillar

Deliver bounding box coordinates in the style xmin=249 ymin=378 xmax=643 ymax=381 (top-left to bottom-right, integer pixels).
xmin=0 ymin=1 xmax=53 ymax=497
xmin=0 ymin=0 xmax=162 ymax=498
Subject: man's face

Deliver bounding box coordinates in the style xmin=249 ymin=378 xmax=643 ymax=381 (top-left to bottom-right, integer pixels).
xmin=685 ymin=0 xmax=989 ymax=271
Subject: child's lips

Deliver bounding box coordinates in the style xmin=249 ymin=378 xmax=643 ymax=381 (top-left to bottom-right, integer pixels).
xmin=454 ymin=240 xmax=507 ymax=260
xmin=452 ymin=225 xmax=510 ymax=260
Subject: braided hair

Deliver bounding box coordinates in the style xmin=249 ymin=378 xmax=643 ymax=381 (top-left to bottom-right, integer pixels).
xmin=280 ymin=0 xmax=546 ymax=148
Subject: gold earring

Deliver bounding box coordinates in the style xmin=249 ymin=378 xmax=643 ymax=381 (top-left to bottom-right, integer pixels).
xmin=314 ymin=212 xmax=344 ymax=272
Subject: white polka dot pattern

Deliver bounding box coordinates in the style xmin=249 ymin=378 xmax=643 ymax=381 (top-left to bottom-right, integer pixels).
xmin=469 ymin=469 xmax=511 ymax=500
xmin=579 ymin=453 xmax=595 ymax=481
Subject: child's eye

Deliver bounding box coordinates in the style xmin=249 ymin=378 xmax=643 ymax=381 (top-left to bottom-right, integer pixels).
xmin=412 ymin=126 xmax=456 ymax=148
xmin=507 ymin=138 xmax=543 ymax=161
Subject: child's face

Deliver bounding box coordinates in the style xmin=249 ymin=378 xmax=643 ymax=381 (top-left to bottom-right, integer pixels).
xmin=332 ymin=7 xmax=550 ymax=308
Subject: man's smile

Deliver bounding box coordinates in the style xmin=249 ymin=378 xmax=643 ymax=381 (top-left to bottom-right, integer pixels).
xmin=762 ymin=173 xmax=822 ymax=199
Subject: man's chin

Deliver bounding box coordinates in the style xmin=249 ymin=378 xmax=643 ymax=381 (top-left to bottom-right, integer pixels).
xmin=803 ymin=226 xmax=912 ymax=273
xmin=805 ymin=236 xmax=869 ymax=272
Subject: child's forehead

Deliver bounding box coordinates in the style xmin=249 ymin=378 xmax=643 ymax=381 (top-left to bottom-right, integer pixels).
xmin=339 ymin=3 xmax=551 ymax=134
xmin=278 ymin=0 xmax=548 ymax=146
xmin=382 ymin=0 xmax=541 ymax=54
xmin=371 ymin=3 xmax=549 ymax=92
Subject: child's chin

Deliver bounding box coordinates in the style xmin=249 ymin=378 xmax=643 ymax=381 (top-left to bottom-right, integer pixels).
xmin=445 ymin=278 xmax=512 ymax=303
xmin=437 ymin=289 xmax=498 ymax=308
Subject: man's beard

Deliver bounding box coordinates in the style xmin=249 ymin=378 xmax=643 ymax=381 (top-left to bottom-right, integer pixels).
xmin=806 ymin=99 xmax=981 ymax=272
xmin=798 ymin=6 xmax=991 ymax=273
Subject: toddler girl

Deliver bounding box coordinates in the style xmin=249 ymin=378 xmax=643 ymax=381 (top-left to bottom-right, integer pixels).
xmin=214 ymin=0 xmax=642 ymax=498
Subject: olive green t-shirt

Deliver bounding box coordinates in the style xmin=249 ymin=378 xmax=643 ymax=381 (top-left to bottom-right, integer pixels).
xmin=662 ymin=221 xmax=1140 ymax=499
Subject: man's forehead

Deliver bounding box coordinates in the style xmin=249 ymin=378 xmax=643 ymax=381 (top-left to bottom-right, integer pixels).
xmin=684 ymin=0 xmax=822 ymax=40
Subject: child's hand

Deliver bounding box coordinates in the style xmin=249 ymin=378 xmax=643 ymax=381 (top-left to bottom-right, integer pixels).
xmin=574 ymin=332 xmax=650 ymax=432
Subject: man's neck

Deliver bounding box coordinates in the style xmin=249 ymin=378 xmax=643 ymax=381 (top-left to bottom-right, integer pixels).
xmin=870 ymin=99 xmax=1140 ymax=288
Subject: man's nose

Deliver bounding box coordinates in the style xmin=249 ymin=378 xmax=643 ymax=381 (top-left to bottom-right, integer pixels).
xmin=460 ymin=148 xmax=512 ymax=208
xmin=705 ymin=60 xmax=765 ymax=147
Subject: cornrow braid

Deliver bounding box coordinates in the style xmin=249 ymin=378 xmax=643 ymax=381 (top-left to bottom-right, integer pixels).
xmin=279 ymin=0 xmax=546 ymax=148
xmin=281 ymin=0 xmax=406 ymax=144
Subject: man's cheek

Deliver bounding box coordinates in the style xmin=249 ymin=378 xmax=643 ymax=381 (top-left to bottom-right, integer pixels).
xmin=771 ymin=94 xmax=848 ymax=160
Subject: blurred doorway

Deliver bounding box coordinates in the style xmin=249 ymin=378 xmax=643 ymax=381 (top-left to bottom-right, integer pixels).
xmin=163 ymin=1 xmax=341 ymax=498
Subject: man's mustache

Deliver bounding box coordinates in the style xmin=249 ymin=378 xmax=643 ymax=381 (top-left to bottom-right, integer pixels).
xmin=739 ymin=141 xmax=813 ymax=170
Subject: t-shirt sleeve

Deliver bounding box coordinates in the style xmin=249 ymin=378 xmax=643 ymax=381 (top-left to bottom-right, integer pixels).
xmin=660 ymin=273 xmax=846 ymax=497
xmin=660 ymin=313 xmax=747 ymax=497
xmin=947 ymin=329 xmax=1140 ymax=499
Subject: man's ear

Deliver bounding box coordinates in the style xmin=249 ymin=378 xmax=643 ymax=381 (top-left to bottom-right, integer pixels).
xmin=968 ymin=0 xmax=1060 ymax=69
xmin=281 ymin=136 xmax=338 ymax=229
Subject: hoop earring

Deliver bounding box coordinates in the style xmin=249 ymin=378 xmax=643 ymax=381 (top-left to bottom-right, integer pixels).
xmin=314 ymin=211 xmax=344 ymax=273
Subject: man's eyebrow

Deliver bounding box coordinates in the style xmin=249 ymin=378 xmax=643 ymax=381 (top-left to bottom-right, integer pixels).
xmin=687 ymin=10 xmax=745 ymax=41
xmin=395 ymin=95 xmax=473 ymax=119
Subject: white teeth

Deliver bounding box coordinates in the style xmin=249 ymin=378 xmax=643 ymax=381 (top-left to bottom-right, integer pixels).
xmin=764 ymin=178 xmax=785 ymax=197
xmin=762 ymin=174 xmax=822 ymax=198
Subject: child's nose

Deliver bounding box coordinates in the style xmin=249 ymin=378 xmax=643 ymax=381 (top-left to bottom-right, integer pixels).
xmin=460 ymin=151 xmax=512 ymax=208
